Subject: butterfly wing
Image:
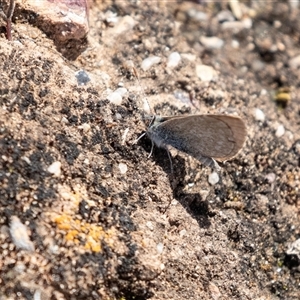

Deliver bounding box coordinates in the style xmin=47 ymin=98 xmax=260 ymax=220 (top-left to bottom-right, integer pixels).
xmin=148 ymin=115 xmax=246 ymax=164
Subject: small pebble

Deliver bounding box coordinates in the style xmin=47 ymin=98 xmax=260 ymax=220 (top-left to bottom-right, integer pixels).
xmin=141 ymin=56 xmax=161 ymax=71
xmin=118 ymin=163 xmax=128 ymax=174
xmin=242 ymin=18 xmax=253 ymax=29
xmin=167 ymin=52 xmax=181 ymax=69
xmin=115 ymin=87 xmax=128 ymax=97
xmin=61 ymin=117 xmax=69 ymax=124
xmin=217 ymin=10 xmax=235 ymax=23
xmin=221 ymin=20 xmax=252 ymax=32
xmin=107 ymin=91 xmax=122 ymax=105
xmin=107 ymin=87 xmax=127 ymax=105
xmin=265 ymin=173 xmax=276 ymax=183
xmin=289 ymin=0 xmax=299 ymax=9
xmin=253 ymin=108 xmax=265 ymax=122
xmin=157 ymin=243 xmax=164 ymax=254
xmin=286 ymin=238 xmax=300 ymax=259
xmin=229 ymin=0 xmax=242 ymax=19
xmin=251 ymin=59 xmax=265 ymax=71
xmin=289 ymin=54 xmax=300 ymax=69
xmin=75 ymin=70 xmax=91 ymax=86
xmin=179 ymin=229 xmax=187 ymax=237
xmin=208 ymin=172 xmax=220 ymax=185
xmin=276 ymin=124 xmax=285 ymax=137
xmin=33 ymin=290 xmax=42 ymax=300
xmin=273 ymin=20 xmax=282 ymax=29
xmin=181 ymin=53 xmax=196 ymax=61
xmin=146 ymin=221 xmax=154 ymax=231
xmin=103 ymin=10 xmax=118 ymax=25
xmin=187 ymin=9 xmax=208 ymax=22
xmin=78 ymin=123 xmax=91 ymax=132
xmin=110 ymin=15 xmax=137 ymax=35
xmin=21 ymin=156 xmax=31 ymax=164
xmin=9 ymin=216 xmax=35 ymax=252
xmin=115 ymin=113 xmax=122 ymax=120
xmin=47 ymin=161 xmax=61 ymax=177
xmin=209 ymin=281 xmax=222 ymax=300
xmin=196 ymin=65 xmax=217 ymax=82
xmin=231 ymin=40 xmax=239 ymax=49
xmin=260 ymin=89 xmax=268 ymax=96
xmin=200 ymin=36 xmax=224 ymax=50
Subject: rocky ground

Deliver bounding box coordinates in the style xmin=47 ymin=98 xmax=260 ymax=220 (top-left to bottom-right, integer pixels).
xmin=0 ymin=0 xmax=299 ymax=299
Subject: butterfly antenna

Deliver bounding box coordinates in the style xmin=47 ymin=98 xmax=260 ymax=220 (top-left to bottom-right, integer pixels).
xmin=124 ymin=60 xmax=154 ymax=116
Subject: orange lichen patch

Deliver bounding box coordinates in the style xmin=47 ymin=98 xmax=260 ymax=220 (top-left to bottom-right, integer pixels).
xmin=53 ymin=213 xmax=117 ymax=253
xmin=65 ymin=230 xmax=80 ymax=242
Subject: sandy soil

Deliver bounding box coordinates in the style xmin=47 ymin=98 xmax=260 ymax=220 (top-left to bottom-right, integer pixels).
xmin=0 ymin=1 xmax=299 ymax=299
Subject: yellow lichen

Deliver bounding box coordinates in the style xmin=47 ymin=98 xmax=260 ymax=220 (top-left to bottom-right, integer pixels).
xmin=53 ymin=213 xmax=115 ymax=253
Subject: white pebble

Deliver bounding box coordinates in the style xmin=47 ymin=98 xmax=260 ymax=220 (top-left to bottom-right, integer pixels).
xmin=252 ymin=60 xmax=265 ymax=71
xmin=253 ymin=108 xmax=265 ymax=122
xmin=21 ymin=156 xmax=31 ymax=164
xmin=286 ymin=238 xmax=300 ymax=259
xmin=229 ymin=0 xmax=243 ymax=19
xmin=61 ymin=117 xmax=69 ymax=124
xmin=104 ymin=10 xmax=118 ymax=25
xmin=200 ymin=36 xmax=224 ymax=50
xmin=187 ymin=9 xmax=208 ymax=22
xmin=289 ymin=54 xmax=300 ymax=69
xmin=231 ymin=40 xmax=239 ymax=49
xmin=111 ymin=15 xmax=137 ymax=35
xmin=209 ymin=281 xmax=222 ymax=300
xmin=196 ymin=65 xmax=217 ymax=82
xmin=115 ymin=113 xmax=122 ymax=120
xmin=157 ymin=243 xmax=164 ymax=254
xmin=107 ymin=91 xmax=122 ymax=105
xmin=179 ymin=229 xmax=187 ymax=237
xmin=47 ymin=161 xmax=61 ymax=177
xmin=115 ymin=87 xmax=128 ymax=97
xmin=242 ymin=18 xmax=252 ymax=29
xmin=9 ymin=216 xmax=35 ymax=252
xmin=260 ymin=89 xmax=268 ymax=96
xmin=78 ymin=123 xmax=91 ymax=132
xmin=118 ymin=163 xmax=128 ymax=174
xmin=265 ymin=173 xmax=276 ymax=183
xmin=181 ymin=53 xmax=196 ymax=61
xmin=208 ymin=172 xmax=220 ymax=185
xmin=33 ymin=290 xmax=42 ymax=300
xmin=167 ymin=52 xmax=181 ymax=69
xmin=146 ymin=221 xmax=154 ymax=231
xmin=217 ymin=10 xmax=235 ymax=23
xmin=141 ymin=56 xmax=161 ymax=71
xmin=289 ymin=0 xmax=299 ymax=9
xmin=276 ymin=124 xmax=285 ymax=137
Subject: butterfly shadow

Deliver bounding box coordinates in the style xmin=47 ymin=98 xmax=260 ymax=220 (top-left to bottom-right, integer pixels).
xmin=138 ymin=136 xmax=212 ymax=229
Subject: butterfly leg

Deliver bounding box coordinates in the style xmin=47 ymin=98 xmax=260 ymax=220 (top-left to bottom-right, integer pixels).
xmin=133 ymin=132 xmax=146 ymax=144
xmin=148 ymin=139 xmax=155 ymax=158
xmin=165 ymin=147 xmax=174 ymax=174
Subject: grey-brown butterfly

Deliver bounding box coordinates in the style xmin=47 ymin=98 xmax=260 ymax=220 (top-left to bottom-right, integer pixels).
xmin=146 ymin=114 xmax=247 ymax=171
xmin=127 ymin=62 xmax=247 ymax=170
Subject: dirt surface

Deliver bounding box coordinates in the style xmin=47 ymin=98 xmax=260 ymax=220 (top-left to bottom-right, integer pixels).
xmin=0 ymin=1 xmax=300 ymax=299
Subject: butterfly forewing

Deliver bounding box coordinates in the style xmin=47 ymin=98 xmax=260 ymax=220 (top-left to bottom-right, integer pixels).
xmin=148 ymin=114 xmax=246 ymax=162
